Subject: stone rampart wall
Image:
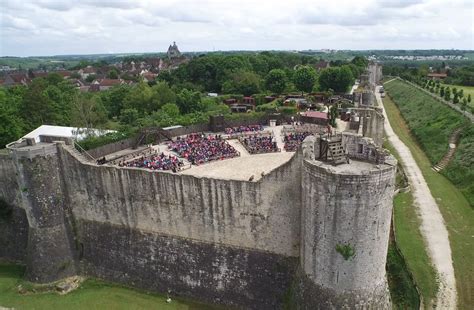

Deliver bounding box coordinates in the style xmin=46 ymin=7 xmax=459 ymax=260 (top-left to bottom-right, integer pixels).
xmin=59 ymin=146 xmax=302 ymax=257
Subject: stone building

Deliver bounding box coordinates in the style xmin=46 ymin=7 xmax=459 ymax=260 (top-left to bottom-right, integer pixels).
xmin=167 ymin=41 xmax=182 ymax=59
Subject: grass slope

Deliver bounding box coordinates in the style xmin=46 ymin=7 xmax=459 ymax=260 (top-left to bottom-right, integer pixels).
xmin=392 ymin=192 xmax=438 ymax=307
xmin=384 ymin=141 xmax=438 ymax=307
xmin=382 ymin=92 xmax=474 ymax=309
xmin=386 ymin=240 xmax=421 ymax=309
xmin=384 ymin=79 xmax=474 ymax=206
xmin=0 ymin=264 xmax=222 ymax=310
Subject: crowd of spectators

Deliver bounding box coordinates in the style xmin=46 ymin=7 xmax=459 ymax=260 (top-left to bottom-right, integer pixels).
xmin=225 ymin=125 xmax=264 ymax=134
xmin=284 ymin=132 xmax=312 ymax=151
xmin=118 ymin=152 xmax=184 ymax=172
xmin=241 ymin=135 xmax=279 ymax=154
xmin=169 ymin=133 xmax=239 ymax=165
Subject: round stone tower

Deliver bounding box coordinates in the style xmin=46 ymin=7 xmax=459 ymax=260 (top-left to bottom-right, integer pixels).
xmin=299 ymin=135 xmax=396 ymax=309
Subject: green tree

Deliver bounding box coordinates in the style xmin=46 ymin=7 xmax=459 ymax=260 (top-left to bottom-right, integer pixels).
xmin=123 ymin=82 xmax=153 ymax=114
xmin=265 ymin=69 xmax=287 ymax=94
xmin=161 ymin=103 xmax=180 ymax=118
xmin=350 ymin=56 xmax=368 ymax=68
xmin=453 ymin=93 xmax=459 ymax=104
xmin=107 ymin=69 xmax=119 ymax=79
xmin=445 ymin=88 xmax=451 ymax=101
xmin=150 ymin=82 xmax=176 ymax=111
xmin=440 ymin=86 xmax=445 ymax=97
xmin=318 ymin=66 xmax=354 ymax=93
xmin=222 ymin=70 xmax=261 ymax=96
xmin=0 ymin=89 xmax=25 ymax=148
xmin=21 ymin=78 xmax=53 ymax=129
xmin=101 ymin=85 xmax=131 ymax=118
xmin=119 ymin=108 xmax=139 ymax=125
xmin=46 ymin=73 xmax=64 ymax=85
xmin=468 ymin=94 xmax=471 ymax=103
xmin=85 ymin=74 xmax=96 ymax=83
xmin=176 ymin=89 xmax=201 ymax=114
xmin=461 ymin=98 xmax=467 ymax=111
xmin=71 ymin=95 xmax=107 ymax=129
xmin=293 ymin=66 xmax=317 ymax=94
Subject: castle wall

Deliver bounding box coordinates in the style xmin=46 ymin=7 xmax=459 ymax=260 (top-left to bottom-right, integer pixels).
xmin=300 ymin=156 xmax=395 ymax=308
xmin=78 ymin=220 xmax=298 ymax=309
xmin=0 ymin=154 xmax=28 ymax=262
xmin=56 ymin=145 xmax=302 ymax=308
xmin=58 ymin=146 xmax=301 ymax=257
xmin=0 ymin=132 xmax=396 ymax=309
xmin=5 ymin=145 xmax=78 ymax=282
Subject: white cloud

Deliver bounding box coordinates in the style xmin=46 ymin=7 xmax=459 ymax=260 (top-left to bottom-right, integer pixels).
xmin=0 ymin=0 xmax=472 ymax=56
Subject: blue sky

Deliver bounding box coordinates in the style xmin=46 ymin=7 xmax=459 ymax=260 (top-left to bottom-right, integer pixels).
xmin=1 ymin=0 xmax=473 ymax=56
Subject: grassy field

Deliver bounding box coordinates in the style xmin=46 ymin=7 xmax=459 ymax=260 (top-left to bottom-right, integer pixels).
xmin=382 ymin=91 xmax=474 ymax=309
xmin=0 ymin=264 xmax=222 ymax=310
xmin=384 ymin=79 xmax=474 ymax=206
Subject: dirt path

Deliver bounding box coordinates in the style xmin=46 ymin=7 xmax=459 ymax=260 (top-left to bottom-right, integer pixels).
xmin=377 ymin=87 xmax=457 ymax=309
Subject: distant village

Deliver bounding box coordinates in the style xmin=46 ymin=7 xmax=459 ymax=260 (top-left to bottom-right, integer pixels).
xmin=0 ymin=42 xmax=188 ymax=91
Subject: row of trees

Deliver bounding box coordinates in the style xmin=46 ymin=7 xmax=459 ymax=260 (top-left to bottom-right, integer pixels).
xmin=417 ymin=79 xmax=472 ymax=112
xmin=159 ymin=53 xmax=366 ymax=95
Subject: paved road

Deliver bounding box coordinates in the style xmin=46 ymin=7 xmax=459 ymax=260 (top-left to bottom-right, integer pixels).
xmin=377 ymin=85 xmax=457 ymax=309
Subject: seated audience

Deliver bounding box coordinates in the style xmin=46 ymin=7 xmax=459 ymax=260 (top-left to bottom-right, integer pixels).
xmin=119 ymin=152 xmax=183 ymax=172
xmin=169 ymin=133 xmax=239 ymax=165
xmin=284 ymin=132 xmax=312 ymax=151
xmin=225 ymin=125 xmax=264 ymax=134
xmin=241 ymin=135 xmax=279 ymax=154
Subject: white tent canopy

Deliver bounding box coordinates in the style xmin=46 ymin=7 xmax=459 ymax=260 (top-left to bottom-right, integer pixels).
xmin=22 ymin=125 xmax=114 ymax=143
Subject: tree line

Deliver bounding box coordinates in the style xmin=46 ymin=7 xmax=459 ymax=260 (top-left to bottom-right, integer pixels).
xmin=0 ymin=52 xmax=368 ymax=149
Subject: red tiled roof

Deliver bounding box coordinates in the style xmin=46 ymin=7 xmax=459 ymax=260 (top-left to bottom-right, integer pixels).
xmin=32 ymin=72 xmax=49 ymax=78
xmin=6 ymin=73 xmax=30 ymax=84
xmin=55 ymin=71 xmax=72 ymax=77
xmin=302 ymin=111 xmax=328 ymax=119
xmin=427 ymin=73 xmax=447 ymax=77
xmin=99 ymin=79 xmax=123 ymax=86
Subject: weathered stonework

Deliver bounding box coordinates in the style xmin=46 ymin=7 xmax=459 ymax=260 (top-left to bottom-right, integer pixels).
xmin=0 ymin=132 xmax=396 ymax=309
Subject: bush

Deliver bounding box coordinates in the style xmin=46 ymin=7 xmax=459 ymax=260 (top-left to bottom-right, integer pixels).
xmin=77 ymin=131 xmax=134 ymax=150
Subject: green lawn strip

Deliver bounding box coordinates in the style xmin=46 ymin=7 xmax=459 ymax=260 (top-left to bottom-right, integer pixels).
xmin=386 ymin=239 xmax=421 ymax=309
xmin=0 ymin=264 xmax=222 ymax=310
xmin=383 ymin=140 xmax=437 ymax=307
xmin=392 ymin=192 xmax=438 ymax=308
xmin=382 ymin=92 xmax=474 ymax=309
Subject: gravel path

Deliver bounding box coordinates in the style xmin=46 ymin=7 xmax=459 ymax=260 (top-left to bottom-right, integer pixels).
xmin=377 ymin=85 xmax=457 ymax=308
